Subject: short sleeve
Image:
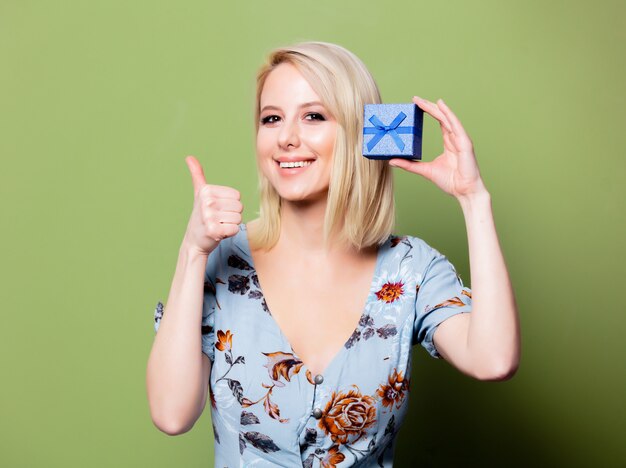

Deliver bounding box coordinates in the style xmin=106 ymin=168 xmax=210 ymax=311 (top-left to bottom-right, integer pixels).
xmin=413 ymin=250 xmax=473 ymax=358
xmin=152 ymin=246 xmax=220 ymax=363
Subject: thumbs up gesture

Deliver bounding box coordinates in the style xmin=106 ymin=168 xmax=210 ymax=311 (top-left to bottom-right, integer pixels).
xmin=183 ymin=156 xmax=243 ymax=256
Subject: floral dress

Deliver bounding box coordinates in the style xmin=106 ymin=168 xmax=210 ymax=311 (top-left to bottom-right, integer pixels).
xmin=153 ymin=223 xmax=472 ymax=467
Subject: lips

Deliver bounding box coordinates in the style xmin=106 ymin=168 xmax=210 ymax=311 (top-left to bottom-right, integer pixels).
xmin=276 ymin=160 xmax=313 ymax=167
xmin=275 ymin=158 xmax=315 ymax=174
xmin=274 ymin=156 xmax=316 ymax=163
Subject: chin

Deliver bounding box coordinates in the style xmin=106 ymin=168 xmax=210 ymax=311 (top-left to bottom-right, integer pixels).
xmin=276 ymin=189 xmax=328 ymax=204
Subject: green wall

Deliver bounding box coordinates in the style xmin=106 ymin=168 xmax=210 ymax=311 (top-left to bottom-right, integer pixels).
xmin=1 ymin=1 xmax=624 ymax=466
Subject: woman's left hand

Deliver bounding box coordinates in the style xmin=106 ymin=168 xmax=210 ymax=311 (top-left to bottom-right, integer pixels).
xmin=388 ymin=96 xmax=487 ymax=200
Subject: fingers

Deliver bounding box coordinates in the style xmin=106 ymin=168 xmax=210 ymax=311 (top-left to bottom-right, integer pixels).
xmin=436 ymin=99 xmax=469 ymax=140
xmin=200 ymin=195 xmax=243 ymax=243
xmin=201 ymin=197 xmax=243 ymax=213
xmin=413 ymin=97 xmax=473 ymax=152
xmin=198 ymin=183 xmax=241 ymax=201
xmin=413 ymin=96 xmax=452 ymax=133
xmin=185 ymin=155 xmax=207 ymax=197
xmin=442 ymin=127 xmax=461 ymax=153
xmin=388 ymin=158 xmax=433 ymax=180
xmin=436 ymin=99 xmax=474 ymax=151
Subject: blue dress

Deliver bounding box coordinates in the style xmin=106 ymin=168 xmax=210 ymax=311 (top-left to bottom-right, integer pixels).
xmin=153 ymin=223 xmax=472 ymax=467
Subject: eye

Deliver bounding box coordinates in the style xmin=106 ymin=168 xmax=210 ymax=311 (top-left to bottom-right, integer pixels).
xmin=305 ymin=112 xmax=326 ymax=121
xmin=261 ymin=115 xmax=281 ymax=125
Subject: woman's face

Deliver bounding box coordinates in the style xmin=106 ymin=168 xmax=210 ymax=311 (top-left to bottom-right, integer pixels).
xmin=256 ymin=63 xmax=337 ymax=204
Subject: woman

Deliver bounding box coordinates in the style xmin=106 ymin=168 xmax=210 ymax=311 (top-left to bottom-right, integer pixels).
xmin=146 ymin=41 xmax=520 ymax=467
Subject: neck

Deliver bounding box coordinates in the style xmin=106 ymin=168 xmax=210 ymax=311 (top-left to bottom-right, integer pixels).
xmin=279 ymin=196 xmax=332 ymax=253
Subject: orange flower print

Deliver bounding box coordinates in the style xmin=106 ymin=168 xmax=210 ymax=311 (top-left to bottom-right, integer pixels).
xmin=390 ymin=236 xmax=407 ymax=248
xmin=215 ymin=330 xmax=233 ymax=351
xmin=462 ymin=289 xmax=472 ymax=299
xmin=376 ymin=281 xmax=404 ymax=303
xmin=262 ymin=351 xmax=304 ymax=385
xmin=434 ymin=297 xmax=465 ymax=308
xmin=263 ymin=392 xmax=289 ymax=423
xmin=319 ymin=385 xmax=377 ymax=445
xmin=424 ymin=296 xmax=467 ymax=314
xmin=376 ymin=369 xmax=408 ymax=409
xmin=321 ymin=445 xmax=346 ymax=468
xmin=209 ymin=385 xmax=217 ymax=409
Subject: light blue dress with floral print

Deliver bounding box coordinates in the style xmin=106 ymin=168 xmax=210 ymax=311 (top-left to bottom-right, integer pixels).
xmin=153 ymin=223 xmax=472 ymax=467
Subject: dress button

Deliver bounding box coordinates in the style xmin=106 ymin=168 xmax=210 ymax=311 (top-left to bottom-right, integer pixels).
xmin=314 ymin=374 xmax=324 ymax=385
xmin=312 ymin=408 xmax=323 ymax=419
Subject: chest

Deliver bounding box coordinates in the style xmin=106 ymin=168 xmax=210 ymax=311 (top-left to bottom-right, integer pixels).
xmin=250 ymin=248 xmax=378 ymax=376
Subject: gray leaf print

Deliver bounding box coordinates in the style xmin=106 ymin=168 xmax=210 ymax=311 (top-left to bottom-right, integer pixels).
xmin=240 ymin=411 xmax=260 ymax=426
xmin=212 ymin=421 xmax=220 ymax=444
xmin=242 ymin=431 xmax=281 ymax=453
xmin=384 ymin=414 xmax=395 ymax=436
xmin=376 ymin=324 xmax=398 ymax=339
xmin=368 ymin=434 xmax=377 ymax=450
xmin=234 ymin=355 xmax=245 ymax=365
xmin=228 ymin=254 xmax=253 ymax=271
xmin=302 ymin=453 xmax=315 ymax=468
xmin=154 ymin=301 xmax=163 ymax=324
xmin=248 ymin=290 xmax=263 ymax=299
xmin=345 ymin=329 xmax=362 ymax=349
xmin=359 ymin=314 xmax=374 ymax=327
xmin=239 ymin=433 xmax=246 ymax=455
xmin=362 ymin=327 xmax=375 ymax=340
xmin=225 ymin=353 xmax=232 ymax=365
xmin=228 ymin=274 xmax=250 ymax=295
xmin=377 ymin=437 xmax=394 ymax=467
xmin=227 ymin=378 xmax=244 ymax=404
xmin=251 ymin=273 xmax=260 ymax=288
xmin=300 ymin=428 xmax=317 ymax=453
xmin=304 ymin=428 xmax=317 ymax=445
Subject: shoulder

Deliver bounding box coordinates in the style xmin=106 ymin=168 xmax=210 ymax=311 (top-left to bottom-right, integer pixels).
xmin=387 ymin=234 xmax=440 ymax=264
xmin=384 ymin=234 xmax=457 ymax=288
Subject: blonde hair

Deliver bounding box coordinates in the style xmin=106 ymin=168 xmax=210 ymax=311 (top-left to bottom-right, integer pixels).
xmin=250 ymin=41 xmax=395 ymax=252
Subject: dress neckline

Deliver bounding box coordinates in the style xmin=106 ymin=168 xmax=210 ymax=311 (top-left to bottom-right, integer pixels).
xmin=237 ymin=223 xmax=388 ymax=378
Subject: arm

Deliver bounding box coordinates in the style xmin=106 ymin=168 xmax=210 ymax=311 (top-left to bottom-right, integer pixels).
xmin=146 ymin=156 xmax=243 ymax=434
xmin=389 ymin=97 xmax=520 ymax=381
xmin=433 ymin=189 xmax=520 ymax=381
xmin=146 ymin=238 xmax=211 ymax=435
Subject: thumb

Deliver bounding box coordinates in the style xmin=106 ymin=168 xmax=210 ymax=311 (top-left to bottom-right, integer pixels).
xmin=389 ymin=158 xmax=432 ymax=180
xmin=185 ymin=155 xmax=207 ymax=197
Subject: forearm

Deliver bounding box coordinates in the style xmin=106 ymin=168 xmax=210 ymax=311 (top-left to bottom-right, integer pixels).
xmin=146 ymin=237 xmax=209 ymax=434
xmin=459 ymin=187 xmax=520 ymax=379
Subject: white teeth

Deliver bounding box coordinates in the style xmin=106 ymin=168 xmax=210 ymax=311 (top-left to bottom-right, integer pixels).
xmin=279 ymin=160 xmax=313 ymax=168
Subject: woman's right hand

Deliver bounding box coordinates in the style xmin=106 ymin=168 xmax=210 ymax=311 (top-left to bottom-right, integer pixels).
xmin=183 ymin=155 xmax=243 ymax=256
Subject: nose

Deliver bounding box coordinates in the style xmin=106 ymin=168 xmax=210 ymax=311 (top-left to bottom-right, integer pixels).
xmin=277 ymin=118 xmax=300 ymax=149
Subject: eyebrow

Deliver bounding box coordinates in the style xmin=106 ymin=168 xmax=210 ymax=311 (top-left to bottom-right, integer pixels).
xmin=260 ymin=101 xmax=325 ymax=113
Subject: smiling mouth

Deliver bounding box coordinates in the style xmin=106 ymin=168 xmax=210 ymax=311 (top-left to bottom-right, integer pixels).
xmin=276 ymin=160 xmax=315 ymax=169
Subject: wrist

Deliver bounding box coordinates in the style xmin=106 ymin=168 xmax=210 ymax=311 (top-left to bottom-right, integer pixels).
xmin=457 ymin=185 xmax=491 ymax=212
xmin=180 ymin=235 xmax=211 ymax=260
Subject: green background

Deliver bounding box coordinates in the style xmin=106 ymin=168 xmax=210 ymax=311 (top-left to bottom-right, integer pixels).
xmin=1 ymin=0 xmax=624 ymax=466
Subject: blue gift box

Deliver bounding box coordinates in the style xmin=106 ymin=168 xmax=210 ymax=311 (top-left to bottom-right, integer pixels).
xmin=362 ymin=103 xmax=423 ymax=159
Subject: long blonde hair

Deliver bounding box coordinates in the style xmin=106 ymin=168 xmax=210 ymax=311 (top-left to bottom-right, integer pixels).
xmin=250 ymin=41 xmax=395 ymax=252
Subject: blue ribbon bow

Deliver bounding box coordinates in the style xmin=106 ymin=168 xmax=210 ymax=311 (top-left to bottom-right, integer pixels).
xmin=363 ymin=112 xmax=413 ymax=151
